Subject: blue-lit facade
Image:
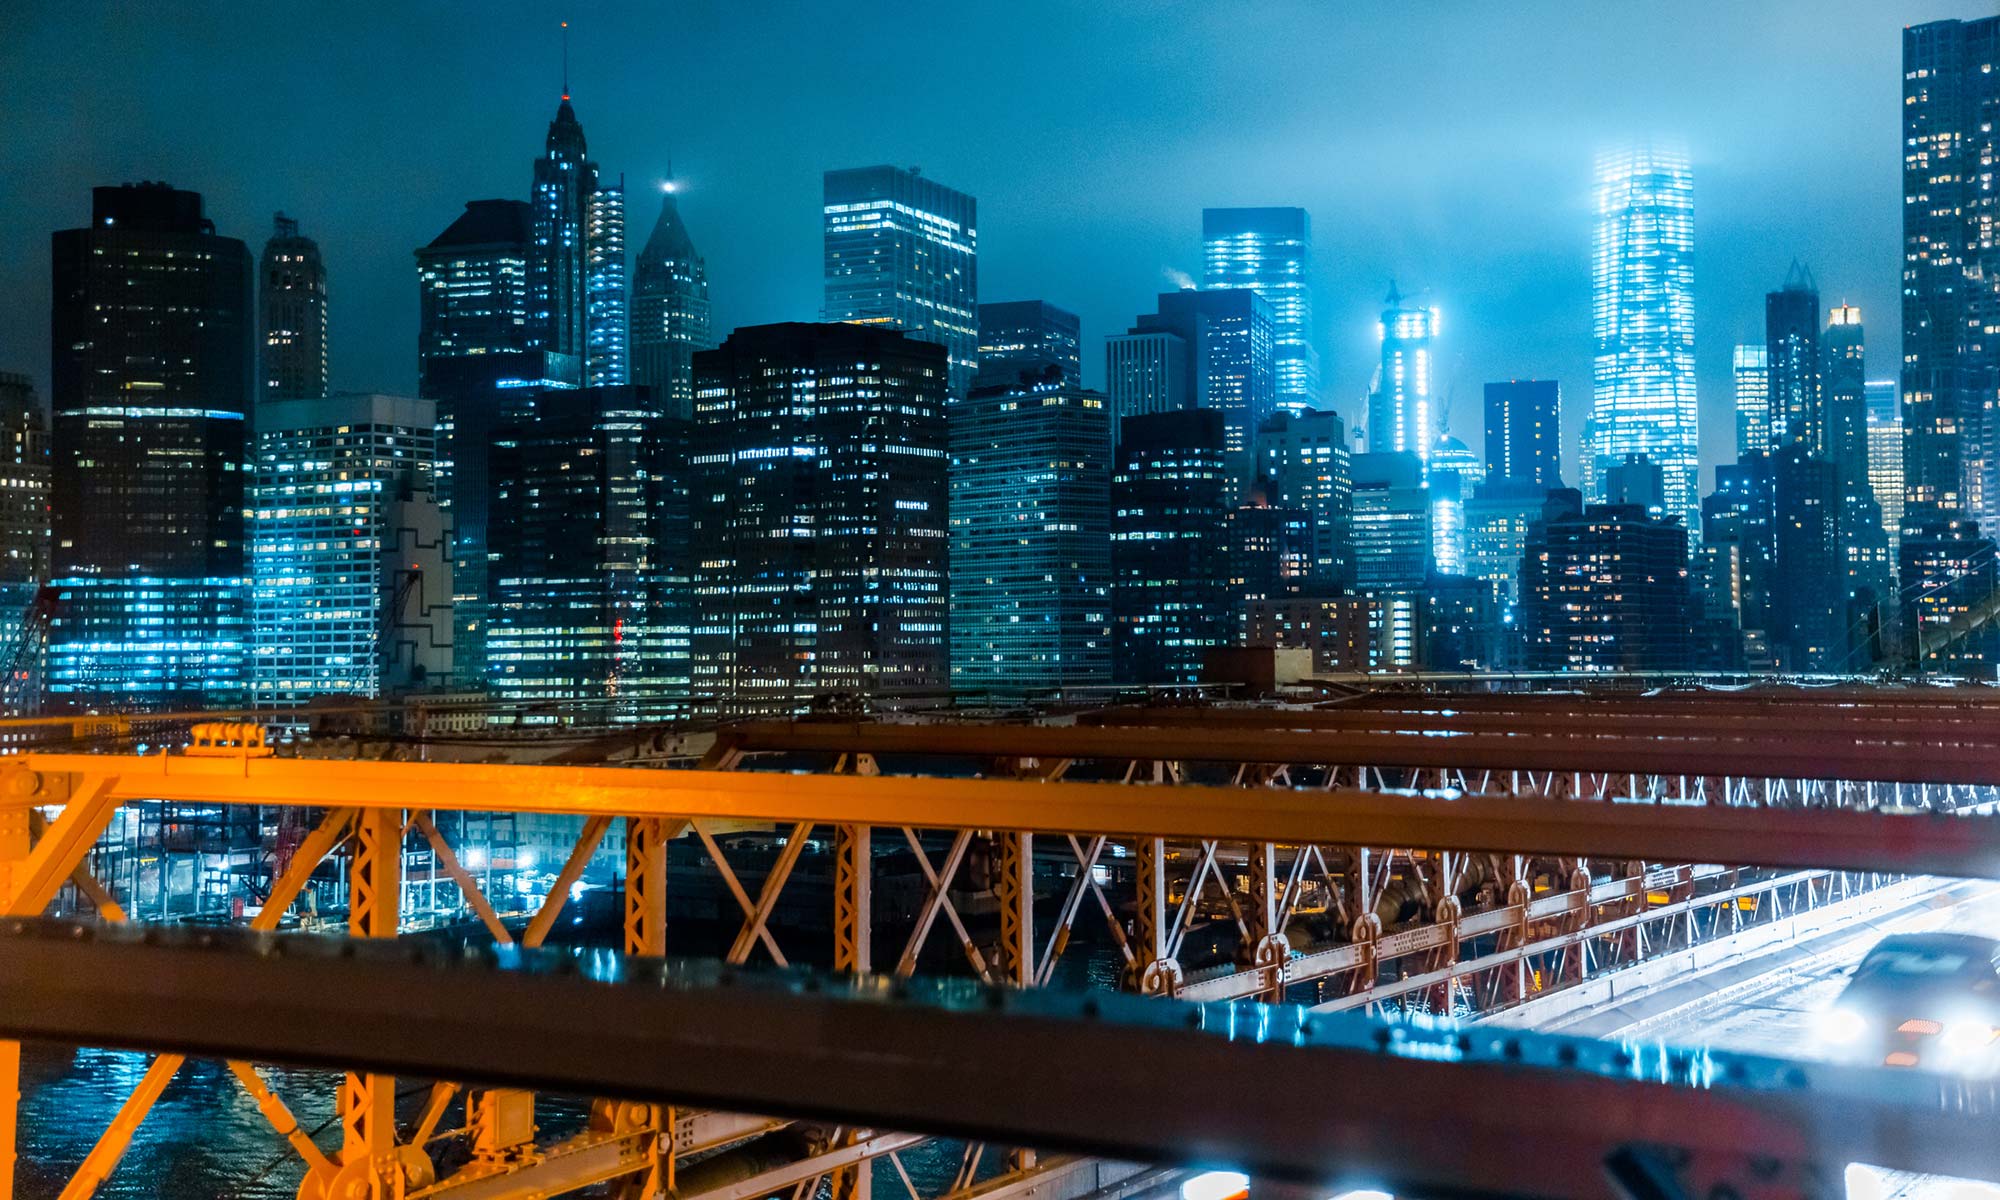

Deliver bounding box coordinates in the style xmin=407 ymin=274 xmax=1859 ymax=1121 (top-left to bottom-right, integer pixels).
xmin=1349 ymin=451 xmax=1431 ymax=667
xmin=1104 ymin=328 xmax=1190 ymax=444
xmin=47 ymin=183 xmax=253 ymax=709
xmin=1114 ymin=289 xmax=1276 ymax=497
xmin=530 ymin=97 xmax=598 ymax=358
xmin=976 ymin=300 xmax=1081 ymax=389
xmin=823 ymin=166 xmax=978 ymax=398
xmin=1483 ymin=379 xmax=1561 ymax=486
xmin=1765 ymin=265 xmax=1821 ymax=454
xmin=1111 ymin=409 xmax=1231 ymax=686
xmin=691 ymin=323 xmax=950 ymax=713
xmin=1583 ymin=142 xmax=1699 ymax=533
xmin=1428 ymin=433 xmax=1482 ymax=576
xmin=1203 ymin=207 xmax=1316 ymax=414
xmin=250 ymin=393 xmax=450 ymax=704
xmin=584 ymin=179 xmax=627 ymax=386
xmin=1366 ymin=286 xmax=1439 ymax=460
xmin=630 ymin=185 xmax=712 ymax=421
xmin=1732 ymin=345 xmax=1770 ymax=461
xmin=949 ymin=376 xmax=1112 ymax=698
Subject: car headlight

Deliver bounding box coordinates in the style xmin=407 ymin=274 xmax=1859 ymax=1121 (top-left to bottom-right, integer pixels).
xmin=1939 ymin=1019 xmax=1998 ymax=1059
xmin=1819 ymin=1006 xmax=1868 ymax=1045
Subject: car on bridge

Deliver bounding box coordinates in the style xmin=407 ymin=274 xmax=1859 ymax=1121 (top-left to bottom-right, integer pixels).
xmin=1820 ymin=932 xmax=2000 ymax=1074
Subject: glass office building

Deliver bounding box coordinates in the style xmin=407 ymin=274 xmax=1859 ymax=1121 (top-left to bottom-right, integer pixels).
xmin=1203 ymin=207 xmax=1317 ymax=414
xmin=949 ymin=375 xmax=1112 ymax=698
xmin=1110 ymin=409 xmax=1231 ymax=686
xmin=1866 ymin=380 xmax=1903 ymax=554
xmin=823 ymin=166 xmax=978 ymax=399
xmin=1366 ymin=286 xmax=1440 ymax=461
xmin=976 ymin=300 xmax=1081 ymax=389
xmin=258 ymin=213 xmax=327 ymax=403
xmin=1765 ymin=264 xmax=1821 ymax=454
xmin=1732 ymin=345 xmax=1770 ymax=461
xmin=584 ymin=179 xmax=628 ymax=386
xmin=1254 ymin=409 xmax=1352 ymax=588
xmin=250 ymin=393 xmax=450 ymax=704
xmin=1483 ymin=379 xmax=1561 ymax=487
xmin=630 ymin=184 xmax=712 ymax=420
xmin=1112 ymin=289 xmax=1276 ymax=497
xmin=529 ymin=97 xmax=598 ymax=357
xmin=1582 ymin=141 xmax=1698 ymax=534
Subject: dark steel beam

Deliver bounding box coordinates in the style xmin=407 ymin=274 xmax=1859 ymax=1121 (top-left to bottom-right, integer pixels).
xmin=0 ymin=921 xmax=1993 ymax=1200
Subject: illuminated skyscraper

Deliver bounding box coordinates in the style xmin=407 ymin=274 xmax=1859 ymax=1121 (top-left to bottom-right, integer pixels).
xmin=1866 ymin=379 xmax=1903 ymax=552
xmin=1428 ymin=433 xmax=1482 ymax=575
xmin=1110 ymin=289 xmax=1275 ymax=495
xmin=691 ymin=324 xmax=950 ymax=712
xmin=1349 ymin=452 xmax=1430 ymax=667
xmin=530 ymin=95 xmax=598 ymax=357
xmin=1483 ymin=379 xmax=1561 ymax=486
xmin=977 ymin=300 xmax=1080 ymax=389
xmin=1824 ymin=304 xmax=1868 ymax=487
xmin=258 ymin=213 xmax=327 ymax=402
xmin=47 ymin=183 xmax=252 ymax=708
xmin=1110 ymin=409 xmax=1231 ymax=685
xmin=1254 ymin=409 xmax=1352 ymax=587
xmin=823 ymin=166 xmax=978 ymax=398
xmin=250 ymin=393 xmax=450 ymax=704
xmin=584 ymin=178 xmax=627 ymax=386
xmin=629 ymin=183 xmax=712 ymax=421
xmin=1366 ymin=285 xmax=1439 ymax=461
xmin=1765 ymin=264 xmax=1821 ymax=453
xmin=0 ymin=373 xmax=49 ymax=669
xmin=1732 ymin=345 xmax=1769 ymax=460
xmin=949 ymin=373 xmax=1112 ymax=697
xmin=1582 ymin=142 xmax=1698 ymax=533
xmin=1203 ymin=207 xmax=1317 ymax=414
xmin=1902 ymin=17 xmax=1999 ymax=525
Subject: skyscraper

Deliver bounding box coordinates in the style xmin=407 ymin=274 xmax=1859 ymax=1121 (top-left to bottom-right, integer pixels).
xmin=1366 ymin=285 xmax=1439 ymax=460
xmin=1583 ymin=141 xmax=1698 ymax=533
xmin=488 ymin=385 xmax=685 ymax=713
xmin=823 ymin=166 xmax=978 ymax=398
xmin=416 ymin=201 xmax=536 ymax=381
xmin=530 ymin=95 xmax=598 ymax=357
xmin=1202 ymin=207 xmax=1317 ymax=413
xmin=47 ymin=183 xmax=252 ymax=708
xmin=250 ymin=393 xmax=450 ymax=704
xmin=0 ymin=373 xmax=49 ymax=678
xmin=1823 ymin=304 xmax=1868 ymax=487
xmin=949 ymin=371 xmax=1112 ymax=697
xmin=584 ymin=178 xmax=627 ymax=387
xmin=629 ymin=183 xmax=712 ymax=421
xmin=1483 ymin=379 xmax=1561 ymax=486
xmin=691 ymin=324 xmax=950 ymax=712
xmin=976 ymin=300 xmax=1081 ymax=389
xmin=1732 ymin=345 xmax=1770 ymax=461
xmin=1349 ymin=451 xmax=1431 ymax=667
xmin=1254 ymin=409 xmax=1352 ymax=587
xmin=1429 ymin=433 xmax=1482 ymax=575
xmin=258 ymin=213 xmax=327 ymax=402
xmin=1902 ymin=17 xmax=1999 ymax=525
xmin=1110 ymin=409 xmax=1231 ymax=686
xmin=1765 ymin=264 xmax=1821 ymax=453
xmin=1866 ymin=379 xmax=1904 ymax=553
xmin=1111 ymin=289 xmax=1276 ymax=494
xmin=1521 ymin=490 xmax=1691 ymax=672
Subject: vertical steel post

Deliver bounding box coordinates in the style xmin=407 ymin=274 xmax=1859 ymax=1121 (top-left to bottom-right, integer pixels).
xmin=832 ymin=823 xmax=874 ymax=1200
xmin=0 ymin=796 xmax=25 ymax=1200
xmin=341 ymin=807 xmax=403 ymax=1196
xmin=994 ymin=832 xmax=1033 ymax=988
xmin=1128 ymin=837 xmax=1180 ymax=994
xmin=625 ymin=818 xmax=668 ymax=958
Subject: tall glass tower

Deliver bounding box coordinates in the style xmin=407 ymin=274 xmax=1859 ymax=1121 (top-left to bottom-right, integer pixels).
xmin=1583 ymin=141 xmax=1698 ymax=533
xmin=1366 ymin=284 xmax=1439 ymax=461
xmin=1203 ymin=207 xmax=1316 ymax=414
xmin=584 ymin=178 xmax=627 ymax=387
xmin=1765 ymin=263 xmax=1821 ymax=453
xmin=1732 ymin=345 xmax=1769 ymax=461
xmin=630 ymin=183 xmax=712 ymax=421
xmin=530 ymin=96 xmax=598 ymax=357
xmin=823 ymin=166 xmax=978 ymax=399
xmin=258 ymin=213 xmax=327 ymax=402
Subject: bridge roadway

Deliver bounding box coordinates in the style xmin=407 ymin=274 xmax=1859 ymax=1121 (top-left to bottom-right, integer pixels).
xmin=2 ymin=694 xmax=2000 ymax=1199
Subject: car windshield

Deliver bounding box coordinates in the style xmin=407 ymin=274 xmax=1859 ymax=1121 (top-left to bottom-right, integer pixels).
xmin=1857 ymin=946 xmax=1986 ymax=980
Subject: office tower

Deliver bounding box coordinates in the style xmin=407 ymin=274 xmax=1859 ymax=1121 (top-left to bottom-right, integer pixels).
xmin=1823 ymin=304 xmax=1868 ymax=487
xmin=1244 ymin=596 xmax=1372 ymax=673
xmin=823 ymin=166 xmax=978 ymax=398
xmin=1110 ymin=289 xmax=1276 ymax=494
xmin=1464 ymin=475 xmax=1550 ymax=609
xmin=0 ymin=373 xmax=49 ymax=678
xmin=1582 ymin=142 xmax=1698 ymax=533
xmin=1732 ymin=346 xmax=1770 ymax=460
xmin=691 ymin=324 xmax=949 ymax=712
xmin=1484 ymin=380 xmax=1561 ymax=486
xmin=1765 ymin=264 xmax=1822 ymax=453
xmin=1902 ymin=518 xmax=1999 ymax=678
xmin=629 ymin=183 xmax=712 ymax=421
xmin=1902 ymin=17 xmax=1999 ymax=524
xmin=1350 ymin=451 xmax=1431 ymax=667
xmin=1104 ymin=327 xmax=1191 ymax=442
xmin=1866 ymin=380 xmax=1904 ymax=552
xmin=258 ymin=213 xmax=327 ymax=402
xmin=1203 ymin=207 xmax=1317 ymax=413
xmin=1109 ymin=409 xmax=1231 ymax=685
xmin=1520 ymin=489 xmax=1691 ymax=672
xmin=487 ymin=385 xmax=685 ymax=712
xmin=1769 ymin=448 xmax=1843 ymax=672
xmin=1605 ymin=453 xmax=1665 ymax=515
xmin=1226 ymin=494 xmax=1311 ymax=625
xmin=250 ymin=393 xmax=451 ymax=704
xmin=416 ymin=198 xmax=570 ymax=685
xmin=948 ymin=372 xmax=1112 ymax=697
xmin=1366 ymin=285 xmax=1439 ymax=460
xmin=1701 ymin=459 xmax=1777 ymax=664
xmin=46 ymin=183 xmax=252 ymax=708
xmin=976 ymin=300 xmax=1081 ymax=389
xmin=1254 ymin=409 xmax=1352 ymax=587
xmin=1428 ymin=433 xmax=1482 ymax=575
xmin=530 ymin=95 xmax=598 ymax=357
xmin=584 ymin=179 xmax=627 ymax=386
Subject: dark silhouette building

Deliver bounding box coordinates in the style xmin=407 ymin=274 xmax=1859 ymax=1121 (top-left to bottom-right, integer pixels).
xmin=257 ymin=213 xmax=327 ymax=402
xmin=1483 ymin=379 xmax=1562 ymax=486
xmin=976 ymin=300 xmax=1081 ymax=390
xmin=529 ymin=96 xmax=598 ymax=358
xmin=691 ymin=324 xmax=950 ymax=713
xmin=1111 ymin=408 xmax=1232 ymax=686
xmin=629 ymin=185 xmax=712 ymax=420
xmin=1520 ymin=490 xmax=1690 ymax=672
xmin=47 ymin=183 xmax=253 ymax=707
xmin=1765 ymin=262 xmax=1822 ymax=454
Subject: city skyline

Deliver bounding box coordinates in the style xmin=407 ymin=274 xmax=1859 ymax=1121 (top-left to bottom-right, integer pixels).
xmin=2 ymin=1 xmax=1990 ymax=488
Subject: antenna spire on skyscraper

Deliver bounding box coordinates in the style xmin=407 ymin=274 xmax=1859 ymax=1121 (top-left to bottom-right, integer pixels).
xmin=561 ymin=20 xmax=570 ymax=101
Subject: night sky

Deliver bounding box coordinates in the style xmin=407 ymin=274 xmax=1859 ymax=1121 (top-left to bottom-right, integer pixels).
xmin=3 ymin=0 xmax=1992 ymax=486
